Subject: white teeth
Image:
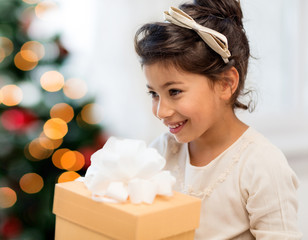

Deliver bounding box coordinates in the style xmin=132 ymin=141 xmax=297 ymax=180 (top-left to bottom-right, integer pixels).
xmin=169 ymin=121 xmax=185 ymax=129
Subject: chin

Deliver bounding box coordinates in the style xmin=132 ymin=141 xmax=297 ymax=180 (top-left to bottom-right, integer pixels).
xmin=173 ymin=135 xmax=191 ymax=144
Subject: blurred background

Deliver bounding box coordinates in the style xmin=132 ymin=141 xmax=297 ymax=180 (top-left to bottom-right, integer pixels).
xmin=0 ymin=0 xmax=307 ymax=239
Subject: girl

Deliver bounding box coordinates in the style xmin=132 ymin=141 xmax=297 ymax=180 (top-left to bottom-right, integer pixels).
xmin=134 ymin=0 xmax=302 ymax=239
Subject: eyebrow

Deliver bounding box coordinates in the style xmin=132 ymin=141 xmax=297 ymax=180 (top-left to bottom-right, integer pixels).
xmin=146 ymin=81 xmax=184 ymax=90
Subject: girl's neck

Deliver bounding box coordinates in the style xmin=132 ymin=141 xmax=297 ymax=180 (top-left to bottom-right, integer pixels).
xmin=188 ymin=113 xmax=248 ymax=167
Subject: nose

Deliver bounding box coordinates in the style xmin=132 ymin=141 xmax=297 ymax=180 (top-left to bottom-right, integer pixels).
xmin=153 ymin=98 xmax=174 ymax=120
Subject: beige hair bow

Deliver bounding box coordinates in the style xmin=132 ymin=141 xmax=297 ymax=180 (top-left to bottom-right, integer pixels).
xmin=164 ymin=7 xmax=231 ymax=63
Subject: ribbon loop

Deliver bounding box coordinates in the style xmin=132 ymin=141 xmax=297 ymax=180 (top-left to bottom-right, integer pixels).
xmin=80 ymin=137 xmax=176 ymax=204
xmin=164 ymin=7 xmax=231 ymax=63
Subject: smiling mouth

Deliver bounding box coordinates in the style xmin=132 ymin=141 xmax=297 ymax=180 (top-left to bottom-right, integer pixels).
xmin=168 ymin=120 xmax=187 ymax=134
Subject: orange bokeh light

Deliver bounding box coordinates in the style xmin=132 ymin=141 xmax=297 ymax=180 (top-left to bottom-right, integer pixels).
xmin=19 ymin=173 xmax=44 ymax=194
xmin=63 ymin=78 xmax=88 ymax=100
xmin=61 ymin=150 xmax=85 ymax=171
xmin=28 ymin=138 xmax=54 ymax=160
xmin=0 ymin=37 xmax=14 ymax=57
xmin=43 ymin=118 xmax=68 ymax=140
xmin=0 ymin=88 xmax=3 ymax=104
xmin=35 ymin=0 xmax=58 ymax=20
xmin=23 ymin=0 xmax=41 ymax=4
xmin=58 ymin=171 xmax=80 ymax=183
xmin=52 ymin=148 xmax=69 ymax=169
xmin=1 ymin=84 xmax=23 ymax=106
xmin=39 ymin=132 xmax=63 ymax=150
xmin=0 ymin=187 xmax=17 ymax=208
xmin=0 ymin=48 xmax=5 ymax=63
xmin=81 ymin=103 xmax=103 ymax=125
xmin=14 ymin=51 xmax=38 ymax=71
xmin=40 ymin=71 xmax=64 ymax=92
xmin=20 ymin=50 xmax=38 ymax=62
xmin=21 ymin=41 xmax=45 ymax=61
xmin=50 ymin=103 xmax=74 ymax=123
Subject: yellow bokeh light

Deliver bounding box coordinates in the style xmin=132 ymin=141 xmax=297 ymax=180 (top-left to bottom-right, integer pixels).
xmin=81 ymin=103 xmax=103 ymax=124
xmin=0 ymin=187 xmax=17 ymax=208
xmin=63 ymin=78 xmax=88 ymax=99
xmin=19 ymin=173 xmax=44 ymax=194
xmin=43 ymin=118 xmax=68 ymax=140
xmin=0 ymin=48 xmax=5 ymax=63
xmin=35 ymin=0 xmax=58 ymax=20
xmin=20 ymin=50 xmax=38 ymax=62
xmin=1 ymin=84 xmax=23 ymax=106
xmin=21 ymin=41 xmax=45 ymax=61
xmin=40 ymin=70 xmax=64 ymax=92
xmin=28 ymin=138 xmax=53 ymax=160
xmin=14 ymin=51 xmax=38 ymax=71
xmin=0 ymin=88 xmax=3 ymax=104
xmin=61 ymin=150 xmax=85 ymax=171
xmin=39 ymin=132 xmax=63 ymax=150
xmin=69 ymin=151 xmax=85 ymax=171
xmin=0 ymin=37 xmax=14 ymax=57
xmin=52 ymin=148 xmax=69 ymax=169
xmin=60 ymin=150 xmax=76 ymax=170
xmin=58 ymin=171 xmax=80 ymax=183
xmin=50 ymin=103 xmax=74 ymax=123
xmin=23 ymin=0 xmax=41 ymax=4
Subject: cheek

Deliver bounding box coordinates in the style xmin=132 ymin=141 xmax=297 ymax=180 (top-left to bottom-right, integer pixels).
xmin=151 ymin=102 xmax=158 ymax=116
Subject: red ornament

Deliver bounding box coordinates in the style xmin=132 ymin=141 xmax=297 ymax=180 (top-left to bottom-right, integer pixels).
xmin=78 ymin=146 xmax=96 ymax=170
xmin=1 ymin=108 xmax=37 ymax=132
xmin=0 ymin=216 xmax=22 ymax=238
xmin=94 ymin=133 xmax=108 ymax=150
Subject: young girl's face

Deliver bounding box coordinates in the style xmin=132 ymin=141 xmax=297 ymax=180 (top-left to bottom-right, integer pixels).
xmin=144 ymin=62 xmax=229 ymax=143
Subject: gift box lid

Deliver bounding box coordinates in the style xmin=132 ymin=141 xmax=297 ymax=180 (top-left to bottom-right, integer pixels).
xmin=53 ymin=181 xmax=201 ymax=240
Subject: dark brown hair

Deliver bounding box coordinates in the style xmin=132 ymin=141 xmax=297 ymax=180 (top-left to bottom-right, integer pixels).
xmin=135 ymin=0 xmax=253 ymax=111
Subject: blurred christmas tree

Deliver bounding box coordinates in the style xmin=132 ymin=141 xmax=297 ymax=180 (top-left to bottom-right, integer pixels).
xmin=0 ymin=0 xmax=106 ymax=239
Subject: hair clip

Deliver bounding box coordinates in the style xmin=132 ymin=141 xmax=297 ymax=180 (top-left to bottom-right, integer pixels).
xmin=164 ymin=7 xmax=231 ymax=63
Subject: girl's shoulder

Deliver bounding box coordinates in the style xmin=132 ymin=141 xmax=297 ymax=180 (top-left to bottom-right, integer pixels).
xmin=243 ymin=127 xmax=288 ymax=165
xmin=240 ymin=127 xmax=298 ymax=187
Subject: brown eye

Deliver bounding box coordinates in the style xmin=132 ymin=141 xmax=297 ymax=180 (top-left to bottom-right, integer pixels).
xmin=147 ymin=91 xmax=158 ymax=98
xmin=169 ymin=89 xmax=182 ymax=96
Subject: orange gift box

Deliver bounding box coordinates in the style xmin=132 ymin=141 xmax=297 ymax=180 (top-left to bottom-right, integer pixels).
xmin=53 ymin=181 xmax=201 ymax=240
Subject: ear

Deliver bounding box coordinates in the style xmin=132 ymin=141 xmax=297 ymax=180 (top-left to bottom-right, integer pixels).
xmin=217 ymin=67 xmax=239 ymax=101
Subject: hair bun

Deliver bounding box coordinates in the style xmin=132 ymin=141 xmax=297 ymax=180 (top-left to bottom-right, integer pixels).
xmin=193 ymin=0 xmax=244 ymax=27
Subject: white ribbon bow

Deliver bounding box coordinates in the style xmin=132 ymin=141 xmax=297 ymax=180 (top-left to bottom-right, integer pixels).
xmin=78 ymin=137 xmax=176 ymax=204
xmin=164 ymin=7 xmax=231 ymax=63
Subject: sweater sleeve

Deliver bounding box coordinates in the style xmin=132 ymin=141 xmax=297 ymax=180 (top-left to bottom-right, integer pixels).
xmin=240 ymin=144 xmax=302 ymax=240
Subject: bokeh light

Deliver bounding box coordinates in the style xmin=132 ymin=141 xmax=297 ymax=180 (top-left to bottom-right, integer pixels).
xmin=81 ymin=103 xmax=103 ymax=124
xmin=39 ymin=132 xmax=63 ymax=150
xmin=35 ymin=0 xmax=58 ymax=20
xmin=63 ymin=78 xmax=88 ymax=99
xmin=23 ymin=0 xmax=41 ymax=4
xmin=0 ymin=187 xmax=17 ymax=208
xmin=52 ymin=148 xmax=69 ymax=169
xmin=50 ymin=103 xmax=74 ymax=123
xmin=1 ymin=109 xmax=26 ymax=131
xmin=27 ymin=138 xmax=53 ymax=160
xmin=0 ymin=37 xmax=14 ymax=60
xmin=61 ymin=150 xmax=85 ymax=171
xmin=1 ymin=85 xmax=23 ymax=106
xmin=40 ymin=71 xmax=64 ymax=92
xmin=43 ymin=118 xmax=68 ymax=139
xmin=21 ymin=41 xmax=45 ymax=62
xmin=19 ymin=173 xmax=44 ymax=194
xmin=58 ymin=171 xmax=80 ymax=183
xmin=0 ymin=48 xmax=5 ymax=63
xmin=14 ymin=51 xmax=38 ymax=71
xmin=0 ymin=88 xmax=3 ymax=104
